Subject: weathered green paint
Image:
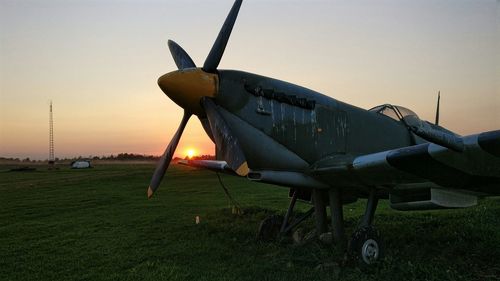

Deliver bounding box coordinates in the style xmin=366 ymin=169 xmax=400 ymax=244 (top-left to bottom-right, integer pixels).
xmin=216 ymin=70 xmax=414 ymax=168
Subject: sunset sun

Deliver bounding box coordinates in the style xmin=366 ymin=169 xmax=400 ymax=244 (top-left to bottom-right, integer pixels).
xmin=186 ymin=148 xmax=196 ymax=159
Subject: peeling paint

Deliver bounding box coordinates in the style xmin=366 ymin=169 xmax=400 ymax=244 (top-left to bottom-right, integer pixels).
xmin=310 ymin=110 xmax=317 ymax=138
xmin=270 ymin=99 xmax=275 ymax=128
xmin=336 ymin=113 xmax=348 ymax=137
xmin=281 ymin=103 xmax=286 ymax=138
xmin=255 ymin=95 xmax=271 ymax=115
xmin=293 ymin=108 xmax=297 ymax=143
xmin=257 ymin=96 xmax=264 ymax=110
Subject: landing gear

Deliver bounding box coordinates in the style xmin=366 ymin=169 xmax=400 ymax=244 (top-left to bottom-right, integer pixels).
xmin=257 ymin=189 xmax=315 ymax=241
xmin=322 ymin=187 xmax=384 ymax=266
xmin=256 ymin=214 xmax=283 ymax=241
xmin=348 ymin=188 xmax=384 ymax=267
xmin=328 ymin=188 xmax=347 ymax=250
xmin=256 ymin=187 xmax=385 ymax=267
xmin=312 ymin=189 xmax=328 ymax=235
xmin=280 ymin=189 xmax=315 ymax=235
xmin=348 ymin=225 xmax=383 ymax=267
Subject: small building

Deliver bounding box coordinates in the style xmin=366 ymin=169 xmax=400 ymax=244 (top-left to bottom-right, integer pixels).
xmin=71 ymin=160 xmax=91 ymax=169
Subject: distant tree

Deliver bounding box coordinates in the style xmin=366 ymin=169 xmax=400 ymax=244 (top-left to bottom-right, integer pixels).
xmin=191 ymin=155 xmax=216 ymax=160
xmin=88 ymin=153 xmax=160 ymax=161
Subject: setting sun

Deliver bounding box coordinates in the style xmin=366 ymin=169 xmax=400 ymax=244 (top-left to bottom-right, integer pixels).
xmin=186 ymin=148 xmax=196 ymax=159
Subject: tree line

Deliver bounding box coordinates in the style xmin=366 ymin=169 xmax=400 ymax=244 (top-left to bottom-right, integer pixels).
xmin=0 ymin=153 xmax=215 ymax=163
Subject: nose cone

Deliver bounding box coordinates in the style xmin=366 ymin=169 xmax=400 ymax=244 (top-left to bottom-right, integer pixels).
xmin=158 ymin=68 xmax=219 ymax=115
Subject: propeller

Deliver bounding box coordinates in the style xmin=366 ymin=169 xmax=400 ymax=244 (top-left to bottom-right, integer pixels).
xmin=202 ymin=98 xmax=248 ymax=176
xmin=168 ymin=40 xmax=195 ymax=70
xmin=148 ymin=0 xmax=244 ymax=198
xmin=203 ymin=0 xmax=243 ymax=72
xmin=148 ymin=111 xmax=191 ymax=198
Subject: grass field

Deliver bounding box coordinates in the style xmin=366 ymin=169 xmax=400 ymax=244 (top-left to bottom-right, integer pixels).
xmin=1 ymin=163 xmax=499 ymax=281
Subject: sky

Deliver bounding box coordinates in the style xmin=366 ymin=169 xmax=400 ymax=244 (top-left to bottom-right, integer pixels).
xmin=1 ymin=0 xmax=499 ymax=160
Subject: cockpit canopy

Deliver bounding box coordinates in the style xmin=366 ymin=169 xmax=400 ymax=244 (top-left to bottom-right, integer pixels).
xmin=369 ymin=104 xmax=418 ymax=122
xmin=369 ymin=104 xmax=464 ymax=151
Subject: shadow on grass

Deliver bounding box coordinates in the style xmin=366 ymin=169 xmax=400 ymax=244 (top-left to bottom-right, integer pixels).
xmin=190 ymin=202 xmax=500 ymax=281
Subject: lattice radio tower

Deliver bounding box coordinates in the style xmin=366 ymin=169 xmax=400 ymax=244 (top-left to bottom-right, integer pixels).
xmin=49 ymin=101 xmax=55 ymax=166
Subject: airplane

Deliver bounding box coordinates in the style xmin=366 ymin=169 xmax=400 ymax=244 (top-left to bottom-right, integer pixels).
xmin=147 ymin=0 xmax=500 ymax=267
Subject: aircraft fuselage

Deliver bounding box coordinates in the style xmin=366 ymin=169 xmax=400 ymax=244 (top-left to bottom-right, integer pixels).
xmin=213 ymin=70 xmax=415 ymax=170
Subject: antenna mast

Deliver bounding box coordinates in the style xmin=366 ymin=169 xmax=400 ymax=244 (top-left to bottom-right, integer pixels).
xmin=49 ymin=101 xmax=55 ymax=166
xmin=435 ymin=91 xmax=440 ymax=126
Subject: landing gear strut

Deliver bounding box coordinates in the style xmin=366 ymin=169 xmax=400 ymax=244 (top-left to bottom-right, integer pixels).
xmin=312 ymin=189 xmax=328 ymax=235
xmin=256 ymin=189 xmax=315 ymax=240
xmin=280 ymin=189 xmax=315 ymax=234
xmin=329 ymin=188 xmax=347 ymax=250
xmin=256 ymin=187 xmax=384 ymax=267
xmin=317 ymin=187 xmax=384 ymax=266
xmin=348 ymin=188 xmax=384 ymax=267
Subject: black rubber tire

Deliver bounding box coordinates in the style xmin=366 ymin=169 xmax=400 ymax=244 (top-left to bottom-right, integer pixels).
xmin=348 ymin=225 xmax=384 ymax=268
xmin=256 ymin=215 xmax=283 ymax=241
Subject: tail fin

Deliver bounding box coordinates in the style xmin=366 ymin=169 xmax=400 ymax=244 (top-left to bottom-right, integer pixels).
xmin=435 ymin=91 xmax=440 ymax=126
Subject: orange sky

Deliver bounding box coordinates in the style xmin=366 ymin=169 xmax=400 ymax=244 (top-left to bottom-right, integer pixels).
xmin=1 ymin=0 xmax=498 ymax=160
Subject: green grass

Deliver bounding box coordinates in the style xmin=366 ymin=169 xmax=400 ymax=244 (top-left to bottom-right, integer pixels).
xmin=0 ymin=164 xmax=499 ymax=281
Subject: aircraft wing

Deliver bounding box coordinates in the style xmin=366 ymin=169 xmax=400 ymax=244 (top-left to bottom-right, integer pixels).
xmin=311 ymin=130 xmax=500 ymax=196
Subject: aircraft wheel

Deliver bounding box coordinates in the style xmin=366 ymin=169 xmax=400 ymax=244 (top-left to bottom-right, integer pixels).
xmin=348 ymin=225 xmax=384 ymax=267
xmin=256 ymin=215 xmax=283 ymax=241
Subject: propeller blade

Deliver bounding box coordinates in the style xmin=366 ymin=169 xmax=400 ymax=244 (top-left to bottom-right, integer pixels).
xmin=202 ymin=0 xmax=243 ymax=72
xmin=168 ymin=40 xmax=196 ymax=70
xmin=148 ymin=111 xmax=191 ymax=198
xmin=199 ymin=116 xmax=216 ymax=143
xmin=201 ymin=98 xmax=249 ymax=176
